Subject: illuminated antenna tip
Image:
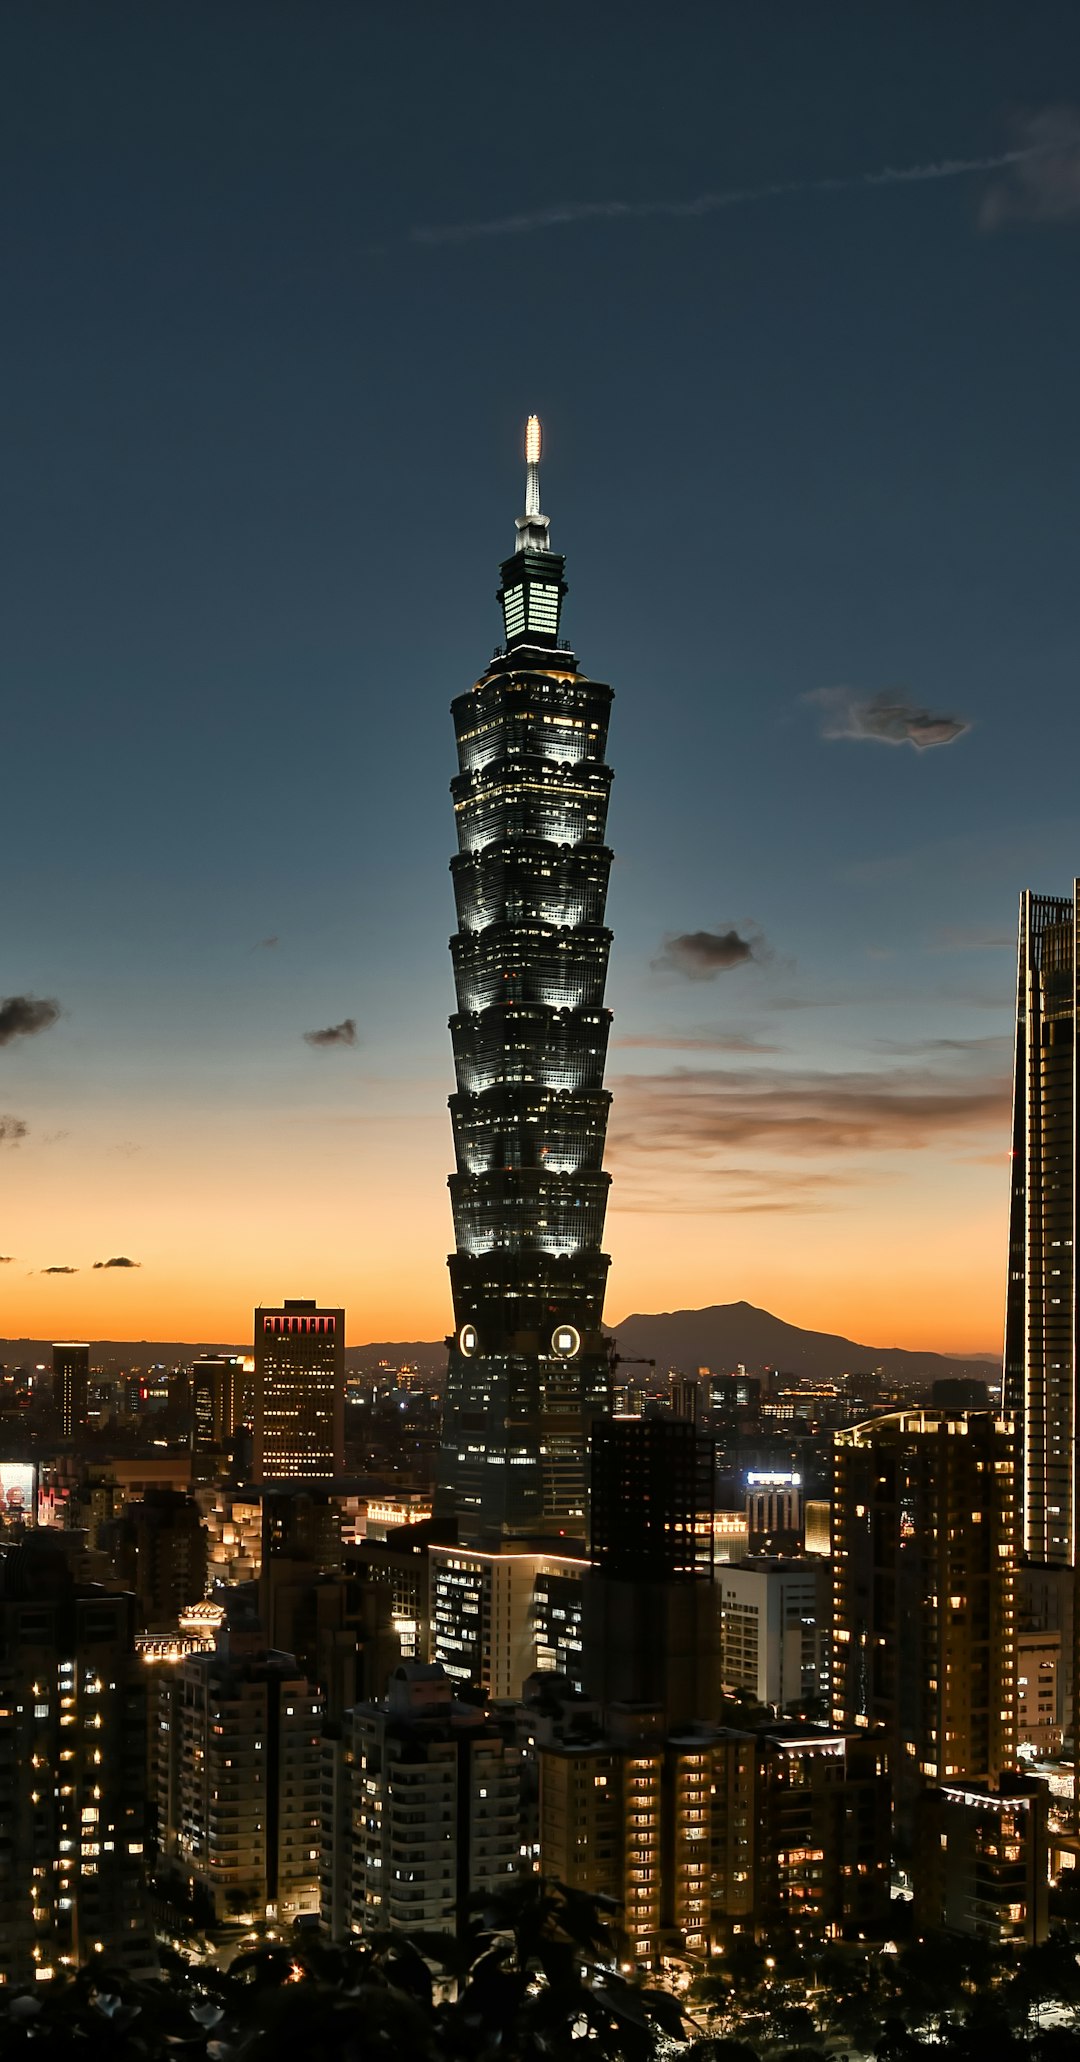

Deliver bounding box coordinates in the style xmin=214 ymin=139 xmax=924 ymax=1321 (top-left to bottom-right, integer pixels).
xmin=525 ymin=414 xmax=542 ymax=466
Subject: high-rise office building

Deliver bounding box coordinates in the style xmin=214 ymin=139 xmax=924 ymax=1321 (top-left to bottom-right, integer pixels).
xmin=190 ymin=1353 xmax=243 ymax=1458
xmin=832 ymin=1409 xmax=1017 ymax=1810
xmin=52 ymin=1342 xmax=89 ymax=1439
xmin=439 ymin=419 xmax=615 ymax=1545
xmin=254 ymin=1300 xmax=345 ymax=1481
xmin=1003 ymin=886 xmax=1080 ymax=1563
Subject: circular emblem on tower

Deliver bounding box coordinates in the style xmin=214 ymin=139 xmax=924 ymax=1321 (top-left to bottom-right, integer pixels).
xmin=459 ymin=1323 xmax=478 ymax=1356
xmin=550 ymin=1324 xmax=581 ymax=1359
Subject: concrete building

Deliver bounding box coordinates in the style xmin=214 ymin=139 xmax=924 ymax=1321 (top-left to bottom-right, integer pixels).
xmin=254 ymin=1300 xmax=345 ymax=1481
xmin=0 ymin=1535 xmax=154 ymax=1986
xmin=719 ymin=1558 xmax=830 ymax=1715
xmin=914 ymin=1776 xmax=1049 ymax=1945
xmin=430 ymin=1542 xmax=588 ymax=1700
xmin=538 ymin=1713 xmax=889 ymax=1969
xmin=198 ymin=1487 xmax=263 ymax=1585
xmin=1016 ymin=1629 xmax=1063 ymax=1756
xmin=321 ymin=1662 xmax=520 ymax=1940
xmin=745 ymin=1470 xmax=802 ymax=1555
xmin=155 ymin=1605 xmax=323 ymax=1924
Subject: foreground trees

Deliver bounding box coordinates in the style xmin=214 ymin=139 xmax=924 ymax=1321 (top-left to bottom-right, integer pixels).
xmin=4 ymin=1890 xmax=1080 ymax=2062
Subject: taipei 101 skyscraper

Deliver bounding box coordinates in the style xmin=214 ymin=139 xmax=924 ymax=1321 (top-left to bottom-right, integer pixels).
xmin=437 ymin=419 xmax=615 ymax=1546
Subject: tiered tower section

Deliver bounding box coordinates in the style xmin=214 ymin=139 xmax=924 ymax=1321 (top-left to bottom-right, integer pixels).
xmin=439 ymin=420 xmax=614 ymax=1545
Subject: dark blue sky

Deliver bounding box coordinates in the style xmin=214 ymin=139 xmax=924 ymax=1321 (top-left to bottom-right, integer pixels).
xmin=4 ymin=2 xmax=1080 ymax=1348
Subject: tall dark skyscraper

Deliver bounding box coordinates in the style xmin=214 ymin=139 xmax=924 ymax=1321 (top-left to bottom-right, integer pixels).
xmin=1003 ymin=886 xmax=1080 ymax=1565
xmin=52 ymin=1341 xmax=89 ymax=1439
xmin=438 ymin=420 xmax=614 ymax=1545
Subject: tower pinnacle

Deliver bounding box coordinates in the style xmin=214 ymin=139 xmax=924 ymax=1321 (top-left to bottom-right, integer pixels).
xmin=515 ymin=412 xmax=551 ymax=553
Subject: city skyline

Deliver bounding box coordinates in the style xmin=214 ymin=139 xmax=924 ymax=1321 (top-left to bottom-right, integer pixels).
xmin=7 ymin=7 xmax=1080 ymax=1355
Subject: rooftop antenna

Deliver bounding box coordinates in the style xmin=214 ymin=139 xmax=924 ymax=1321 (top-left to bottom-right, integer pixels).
xmin=515 ymin=413 xmax=551 ymax=553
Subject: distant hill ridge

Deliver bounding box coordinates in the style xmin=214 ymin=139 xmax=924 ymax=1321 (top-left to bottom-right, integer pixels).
xmin=0 ymin=1299 xmax=998 ymax=1386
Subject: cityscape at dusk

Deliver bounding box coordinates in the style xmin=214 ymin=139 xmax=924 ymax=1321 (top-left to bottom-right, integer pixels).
xmin=7 ymin=4 xmax=1080 ymax=2051
xmin=8 ymin=8 xmax=1080 ymax=1354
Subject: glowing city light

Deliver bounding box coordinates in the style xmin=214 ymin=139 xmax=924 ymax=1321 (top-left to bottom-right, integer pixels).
xmin=525 ymin=414 xmax=542 ymax=465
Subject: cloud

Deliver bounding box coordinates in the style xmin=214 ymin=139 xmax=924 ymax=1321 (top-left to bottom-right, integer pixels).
xmin=654 ymin=928 xmax=767 ymax=980
xmin=0 ymin=995 xmax=61 ymax=1045
xmin=612 ymin=1030 xmax=785 ymax=1054
xmin=981 ymin=108 xmax=1080 ymax=228
xmin=414 ymin=142 xmax=1049 ymax=246
xmin=43 ymin=1264 xmax=77 ymax=1275
xmin=870 ymin=1034 xmax=1010 ymax=1057
xmin=0 ymin=1256 xmax=12 ymax=1263
xmin=808 ymin=688 xmax=969 ymax=750
xmin=0 ymin=1116 xmax=28 ymax=1146
xmin=930 ymin=925 xmax=1012 ymax=954
xmin=607 ymin=1061 xmax=1010 ymax=1164
xmin=303 ymin=1018 xmax=358 ymax=1048
xmin=93 ymin=1255 xmax=140 ymax=1269
xmin=253 ymin=935 xmax=279 ymax=951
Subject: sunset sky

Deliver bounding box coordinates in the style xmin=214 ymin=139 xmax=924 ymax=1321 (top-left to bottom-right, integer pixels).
xmin=6 ymin=4 xmax=1080 ymax=1356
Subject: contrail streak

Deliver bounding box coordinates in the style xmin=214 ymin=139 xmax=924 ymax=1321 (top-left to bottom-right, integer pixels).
xmin=412 ymin=146 xmax=1043 ymax=246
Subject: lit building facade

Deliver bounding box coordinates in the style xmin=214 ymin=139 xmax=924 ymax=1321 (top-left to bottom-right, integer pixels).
xmin=155 ymin=1611 xmax=324 ymax=1924
xmin=52 ymin=1343 xmax=89 ymax=1440
xmin=914 ymin=1776 xmax=1049 ymax=1946
xmin=254 ymin=1300 xmax=345 ymax=1481
xmin=1003 ymin=886 xmax=1080 ymax=1562
xmin=832 ymin=1409 xmax=1017 ymax=1809
xmin=0 ymin=1537 xmax=154 ymax=1987
xmin=189 ymin=1353 xmax=243 ymax=1458
xmin=538 ymin=1715 xmax=889 ymax=1968
xmin=439 ymin=420 xmax=614 ymax=1544
xmin=430 ymin=1541 xmax=587 ymax=1699
xmin=321 ymin=1662 xmax=520 ymax=1939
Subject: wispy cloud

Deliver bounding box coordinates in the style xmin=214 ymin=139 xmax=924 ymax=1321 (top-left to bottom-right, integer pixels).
xmin=930 ymin=925 xmax=1012 ymax=954
xmin=0 ymin=1256 xmax=12 ymax=1263
xmin=612 ymin=1030 xmax=785 ymax=1054
xmin=609 ymin=1164 xmax=856 ymax=1217
xmin=807 ymin=688 xmax=970 ymax=750
xmin=981 ymin=108 xmax=1080 ymax=227
xmin=303 ymin=1018 xmax=358 ymax=1049
xmin=414 ymin=141 xmax=1051 ymax=246
xmin=870 ymin=1034 xmax=1011 ymax=1057
xmin=608 ymin=1061 xmax=1010 ymax=1163
xmin=42 ymin=1264 xmax=77 ymax=1275
xmin=252 ymin=935 xmax=279 ymax=952
xmin=0 ymin=1117 xmax=28 ymax=1146
xmin=0 ymin=996 xmax=61 ymax=1045
xmin=654 ymin=927 xmax=769 ymax=980
xmin=93 ymin=1255 xmax=140 ymax=1270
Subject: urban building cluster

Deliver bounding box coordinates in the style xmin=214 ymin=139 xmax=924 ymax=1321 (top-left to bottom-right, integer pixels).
xmin=1 ymin=428 xmax=1078 ymax=1992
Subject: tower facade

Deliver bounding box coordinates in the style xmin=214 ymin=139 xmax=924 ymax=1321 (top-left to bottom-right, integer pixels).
xmin=253 ymin=1300 xmax=345 ymax=1481
xmin=439 ymin=421 xmax=614 ymax=1544
xmin=1003 ymin=886 xmax=1080 ymax=1564
xmin=52 ymin=1341 xmax=89 ymax=1439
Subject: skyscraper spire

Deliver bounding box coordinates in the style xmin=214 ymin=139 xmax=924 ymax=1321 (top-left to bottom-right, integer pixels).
xmin=515 ymin=412 xmax=551 ymax=554
xmin=501 ymin=414 xmax=565 ymax=648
